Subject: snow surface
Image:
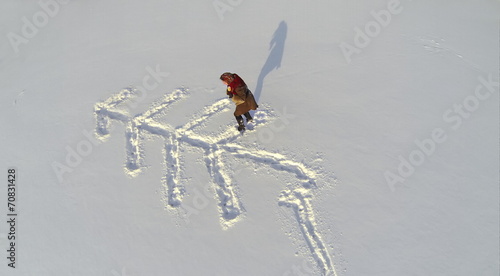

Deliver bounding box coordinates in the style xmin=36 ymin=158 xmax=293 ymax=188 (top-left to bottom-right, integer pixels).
xmin=1 ymin=0 xmax=499 ymax=275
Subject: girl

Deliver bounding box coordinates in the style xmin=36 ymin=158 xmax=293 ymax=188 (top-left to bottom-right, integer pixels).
xmin=220 ymin=72 xmax=258 ymax=131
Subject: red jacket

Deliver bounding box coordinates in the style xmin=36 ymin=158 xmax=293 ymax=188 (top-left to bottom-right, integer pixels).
xmin=227 ymin=74 xmax=247 ymax=96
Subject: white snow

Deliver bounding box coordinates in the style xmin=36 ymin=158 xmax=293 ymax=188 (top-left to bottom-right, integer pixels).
xmin=1 ymin=0 xmax=499 ymax=275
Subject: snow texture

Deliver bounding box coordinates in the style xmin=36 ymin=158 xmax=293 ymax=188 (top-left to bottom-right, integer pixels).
xmin=0 ymin=0 xmax=498 ymax=276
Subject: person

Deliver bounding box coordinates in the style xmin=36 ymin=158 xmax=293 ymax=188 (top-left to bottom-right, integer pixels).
xmin=220 ymin=72 xmax=258 ymax=131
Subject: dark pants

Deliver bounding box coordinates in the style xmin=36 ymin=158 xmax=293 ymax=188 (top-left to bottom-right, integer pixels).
xmin=235 ymin=112 xmax=252 ymax=124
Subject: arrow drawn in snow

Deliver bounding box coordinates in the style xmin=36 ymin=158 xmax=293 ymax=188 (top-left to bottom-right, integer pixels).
xmin=95 ymin=87 xmax=339 ymax=275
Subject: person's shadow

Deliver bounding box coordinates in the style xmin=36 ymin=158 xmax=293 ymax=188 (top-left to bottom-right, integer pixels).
xmin=253 ymin=21 xmax=287 ymax=103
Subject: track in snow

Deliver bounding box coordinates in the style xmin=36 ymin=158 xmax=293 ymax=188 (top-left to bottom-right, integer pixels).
xmin=94 ymin=87 xmax=338 ymax=276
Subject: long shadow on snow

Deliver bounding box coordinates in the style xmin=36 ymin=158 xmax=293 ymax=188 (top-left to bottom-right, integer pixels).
xmin=253 ymin=21 xmax=287 ymax=103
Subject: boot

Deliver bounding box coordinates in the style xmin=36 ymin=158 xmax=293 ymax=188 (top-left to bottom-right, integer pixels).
xmin=243 ymin=112 xmax=253 ymax=123
xmin=235 ymin=115 xmax=245 ymax=131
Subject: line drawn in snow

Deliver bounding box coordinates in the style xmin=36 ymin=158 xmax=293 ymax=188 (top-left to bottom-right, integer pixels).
xmin=94 ymin=87 xmax=339 ymax=276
